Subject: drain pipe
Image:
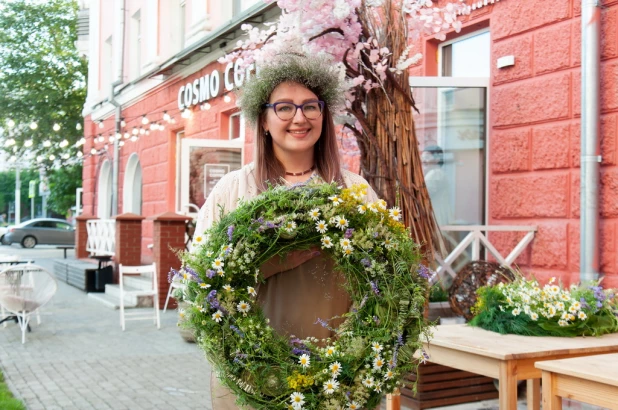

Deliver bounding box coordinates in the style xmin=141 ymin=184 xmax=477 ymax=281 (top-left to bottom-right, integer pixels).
xmin=580 ymin=0 xmax=601 ymax=282
xmin=110 ymin=0 xmax=126 ymax=216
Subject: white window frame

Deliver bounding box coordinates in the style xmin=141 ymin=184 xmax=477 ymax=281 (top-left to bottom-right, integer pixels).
xmin=229 ymin=112 xmax=245 ymax=140
xmin=408 ymin=76 xmax=490 ymax=226
xmin=123 ymin=153 xmax=142 ymax=215
xmin=178 ymin=138 xmax=245 ymax=217
xmin=179 ymin=1 xmax=186 ymax=50
xmin=131 ymin=10 xmax=142 ymax=79
xmin=437 ymin=28 xmax=491 ymax=77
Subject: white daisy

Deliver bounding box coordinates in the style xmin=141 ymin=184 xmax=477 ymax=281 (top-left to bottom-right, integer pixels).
xmin=325 ymin=346 xmax=337 ymax=357
xmin=529 ymin=312 xmax=539 ymax=321
xmin=329 ymin=361 xmax=342 ymax=376
xmin=371 ymin=342 xmax=384 ymax=353
xmin=217 ymin=270 xmax=225 ymax=277
xmin=309 ymin=208 xmax=321 ymax=220
xmin=298 ymin=354 xmax=311 ymax=368
xmin=237 ymin=301 xmax=250 ymax=314
xmin=328 ymin=195 xmax=343 ymax=206
xmin=558 ymin=319 xmax=569 ymax=327
xmin=284 ymin=221 xmax=297 ymax=233
xmin=223 ymin=284 xmax=234 ymax=292
xmin=316 ymin=220 xmax=328 ymax=233
xmin=193 ymin=235 xmax=204 ymax=244
xmin=321 ymin=236 xmax=334 ymax=249
xmin=512 ymin=308 xmax=521 ymax=316
xmin=348 ymin=401 xmax=361 ymax=410
xmin=290 ymin=392 xmax=305 ymax=409
xmin=342 ymin=247 xmax=354 ymax=257
xmin=206 ymin=250 xmax=214 ymax=257
xmin=389 ymin=207 xmax=402 ymax=221
xmin=247 ymin=286 xmax=257 ymax=297
xmin=199 ymin=283 xmax=211 ymax=289
xmin=212 ymin=258 xmax=224 ymax=271
xmin=578 ymin=311 xmax=587 ymax=320
xmin=362 ymin=376 xmax=375 ymax=388
xmin=384 ymin=370 xmax=394 ymax=380
xmin=357 ymin=204 xmax=367 ymax=214
xmin=212 ymin=310 xmax=223 ymax=323
xmin=323 ymin=379 xmax=339 ymax=394
xmin=374 ymin=382 xmax=383 ymax=393
xmin=377 ymin=199 xmax=388 ymax=210
xmin=340 ymin=238 xmax=353 ymax=249
xmin=368 ymin=203 xmax=378 ymax=213
xmin=373 ymin=356 xmax=385 ymax=370
xmin=334 ymin=216 xmax=349 ymax=230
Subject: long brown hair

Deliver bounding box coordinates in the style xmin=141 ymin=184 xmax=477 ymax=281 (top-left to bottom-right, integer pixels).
xmin=254 ymin=88 xmax=343 ymax=191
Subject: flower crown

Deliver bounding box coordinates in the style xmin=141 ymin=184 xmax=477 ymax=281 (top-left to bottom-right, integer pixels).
xmin=237 ymin=53 xmax=346 ymax=126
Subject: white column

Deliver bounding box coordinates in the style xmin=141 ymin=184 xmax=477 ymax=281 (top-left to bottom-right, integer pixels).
xmin=141 ymin=0 xmax=160 ymax=72
xmin=84 ymin=0 xmax=101 ymax=109
xmin=185 ymin=0 xmax=212 ymax=46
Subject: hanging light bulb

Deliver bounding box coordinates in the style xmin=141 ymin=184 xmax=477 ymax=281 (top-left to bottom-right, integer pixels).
xmin=158 ymin=123 xmax=165 ymax=131
xmin=91 ymin=148 xmax=97 ymax=155
xmin=43 ymin=140 xmax=52 ymax=147
xmin=60 ymin=139 xmax=69 ymax=147
xmin=170 ymin=117 xmax=176 ymax=124
xmin=6 ymin=119 xmax=15 ymax=128
xmin=130 ymin=136 xmax=138 ymax=142
xmin=108 ymin=135 xmax=115 ymax=143
xmin=76 ymin=123 xmax=82 ymax=131
xmin=119 ymin=140 xmax=125 ymax=147
xmin=141 ymin=115 xmax=149 ymax=125
xmin=223 ymin=94 xmax=232 ymax=103
xmin=37 ymin=155 xmax=44 ymax=162
xmin=53 ymin=123 xmax=61 ymax=131
xmin=203 ymin=102 xmax=211 ymax=110
xmin=149 ymin=122 xmax=156 ymax=131
xmin=120 ymin=118 xmax=126 ymax=127
xmin=29 ymin=121 xmax=38 ymax=130
xmin=24 ymin=139 xmax=33 ymax=147
xmin=49 ymin=154 xmax=56 ymax=161
xmin=181 ymin=108 xmax=191 ymax=119
xmin=62 ymin=153 xmax=70 ymax=159
xmin=124 ymin=132 xmax=130 ymax=139
xmin=139 ymin=127 xmax=145 ymax=135
xmin=163 ymin=111 xmax=170 ymax=122
xmin=145 ymin=130 xmax=150 ymax=136
xmin=77 ymin=151 xmax=83 ymax=158
xmin=98 ymin=121 xmax=104 ymax=128
xmin=115 ymin=132 xmax=122 ymax=139
xmin=132 ymin=127 xmax=138 ymax=135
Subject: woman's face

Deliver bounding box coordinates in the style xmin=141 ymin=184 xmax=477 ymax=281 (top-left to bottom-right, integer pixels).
xmin=262 ymin=82 xmax=323 ymax=161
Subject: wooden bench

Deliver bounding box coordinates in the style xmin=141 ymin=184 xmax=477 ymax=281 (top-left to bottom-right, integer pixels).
xmin=56 ymin=245 xmax=75 ymax=259
xmin=53 ymin=259 xmax=98 ymax=292
xmin=536 ymin=353 xmax=618 ymax=410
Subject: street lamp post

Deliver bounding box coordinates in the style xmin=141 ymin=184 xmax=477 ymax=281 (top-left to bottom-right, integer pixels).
xmin=15 ymin=163 xmax=21 ymax=224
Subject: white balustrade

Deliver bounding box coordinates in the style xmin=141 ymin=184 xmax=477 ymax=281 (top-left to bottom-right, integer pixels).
xmin=86 ymin=219 xmax=116 ymax=256
xmin=435 ymin=225 xmax=537 ymax=280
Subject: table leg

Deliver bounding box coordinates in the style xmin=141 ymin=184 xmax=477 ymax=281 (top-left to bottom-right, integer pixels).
xmin=386 ymin=389 xmax=401 ymax=410
xmin=499 ymin=361 xmax=519 ymax=410
xmin=541 ymin=371 xmax=562 ymax=410
xmin=526 ymin=378 xmax=540 ymax=410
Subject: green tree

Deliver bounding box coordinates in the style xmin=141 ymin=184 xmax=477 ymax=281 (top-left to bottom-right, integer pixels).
xmin=0 ymin=0 xmax=87 ymax=167
xmin=46 ymin=164 xmax=81 ymax=216
xmin=0 ymin=168 xmax=42 ymax=223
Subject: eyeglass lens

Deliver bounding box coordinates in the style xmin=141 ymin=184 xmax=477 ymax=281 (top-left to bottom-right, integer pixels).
xmin=274 ymin=102 xmax=322 ymax=120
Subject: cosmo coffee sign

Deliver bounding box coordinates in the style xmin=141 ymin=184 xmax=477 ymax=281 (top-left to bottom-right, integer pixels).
xmin=177 ymin=59 xmax=255 ymax=110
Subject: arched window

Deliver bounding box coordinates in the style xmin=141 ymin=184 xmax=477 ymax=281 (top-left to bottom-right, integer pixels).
xmin=97 ymin=159 xmax=112 ymax=219
xmin=123 ymin=153 xmax=143 ymax=215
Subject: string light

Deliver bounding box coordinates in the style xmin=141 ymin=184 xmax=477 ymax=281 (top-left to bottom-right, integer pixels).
xmin=60 ymin=139 xmax=69 ymax=147
xmin=120 ymin=118 xmax=126 ymax=127
xmin=90 ymin=148 xmax=97 ymax=155
xmin=29 ymin=121 xmax=38 ymax=130
xmin=24 ymin=139 xmax=33 ymax=147
xmin=223 ymin=94 xmax=232 ymax=103
xmin=76 ymin=123 xmax=82 ymax=131
xmin=163 ymin=111 xmax=170 ymax=121
xmin=7 ymin=119 xmax=15 ymax=128
xmin=53 ymin=123 xmax=61 ymax=131
xmin=181 ymin=108 xmax=192 ymax=118
xmin=49 ymin=154 xmax=56 ymax=160
xmin=141 ymin=115 xmax=149 ymax=125
xmin=98 ymin=121 xmax=104 ymax=128
xmin=43 ymin=140 xmax=51 ymax=147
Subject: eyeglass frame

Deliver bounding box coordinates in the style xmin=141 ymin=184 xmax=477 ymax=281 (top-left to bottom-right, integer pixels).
xmin=263 ymin=101 xmax=325 ymax=120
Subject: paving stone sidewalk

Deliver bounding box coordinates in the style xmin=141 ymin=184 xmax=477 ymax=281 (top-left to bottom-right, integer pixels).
xmin=0 ymin=259 xmax=213 ymax=410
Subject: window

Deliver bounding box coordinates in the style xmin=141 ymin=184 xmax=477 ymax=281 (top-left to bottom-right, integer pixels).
xmin=229 ymin=112 xmax=244 ymax=140
xmin=54 ymin=222 xmax=73 ymax=231
xmin=131 ymin=10 xmax=142 ymax=78
xmin=233 ymin=0 xmax=260 ymax=15
xmin=102 ymin=36 xmax=113 ymax=91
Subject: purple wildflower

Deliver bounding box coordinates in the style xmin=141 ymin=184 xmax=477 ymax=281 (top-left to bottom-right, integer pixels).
xmin=373 ymin=316 xmax=380 ymax=325
xmin=266 ymin=221 xmax=276 ymax=229
xmin=359 ymin=295 xmax=368 ymax=309
xmin=184 ymin=266 xmax=201 ymax=282
xmin=370 ymin=281 xmax=380 ymax=295
xmin=227 ymin=225 xmax=235 ymax=241
xmin=206 ymin=290 xmax=225 ymax=313
xmin=315 ymin=318 xmax=334 ymax=331
xmin=344 ymin=228 xmax=355 ymax=239
xmin=361 ymin=258 xmax=371 ymax=268
xmin=230 ymin=325 xmax=245 ymax=338
xmin=257 ymin=217 xmax=264 ymax=224
xmin=396 ymin=332 xmax=404 ymax=347
xmin=580 ymin=297 xmax=590 ymax=310
xmin=373 ymin=232 xmax=379 ymax=238
xmin=206 ymin=269 xmax=216 ymax=279
xmin=417 ymin=264 xmax=432 ymax=279
xmin=419 ymin=348 xmax=429 ymax=364
xmin=168 ymin=268 xmax=180 ymax=283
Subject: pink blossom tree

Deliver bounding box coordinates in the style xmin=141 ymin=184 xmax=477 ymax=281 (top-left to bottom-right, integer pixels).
xmin=223 ymin=0 xmax=476 ymax=255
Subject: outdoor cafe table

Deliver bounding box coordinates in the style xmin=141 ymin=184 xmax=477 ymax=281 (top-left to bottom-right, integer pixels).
xmin=420 ymin=324 xmax=618 ymax=410
xmin=536 ymin=353 xmax=618 ymax=410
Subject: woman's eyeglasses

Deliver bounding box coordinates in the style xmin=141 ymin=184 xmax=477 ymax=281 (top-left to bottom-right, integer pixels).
xmin=264 ymin=101 xmax=325 ymax=121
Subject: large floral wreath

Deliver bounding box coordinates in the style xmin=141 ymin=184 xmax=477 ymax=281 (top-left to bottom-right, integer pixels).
xmin=174 ymin=182 xmax=431 ymax=409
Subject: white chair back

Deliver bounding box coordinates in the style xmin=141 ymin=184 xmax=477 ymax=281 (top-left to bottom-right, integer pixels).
xmin=118 ymin=263 xmax=160 ymax=331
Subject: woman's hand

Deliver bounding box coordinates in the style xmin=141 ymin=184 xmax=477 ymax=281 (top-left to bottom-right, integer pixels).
xmin=260 ymin=247 xmax=321 ymax=279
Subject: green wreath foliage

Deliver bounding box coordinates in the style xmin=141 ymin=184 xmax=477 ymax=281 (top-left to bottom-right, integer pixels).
xmin=175 ymin=182 xmax=431 ymax=409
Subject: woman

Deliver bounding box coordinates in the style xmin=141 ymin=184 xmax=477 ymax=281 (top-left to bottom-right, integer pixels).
xmin=194 ymin=54 xmax=377 ymax=409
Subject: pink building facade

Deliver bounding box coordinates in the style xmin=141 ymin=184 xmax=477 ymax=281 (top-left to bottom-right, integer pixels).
xmin=80 ymin=0 xmax=618 ymax=287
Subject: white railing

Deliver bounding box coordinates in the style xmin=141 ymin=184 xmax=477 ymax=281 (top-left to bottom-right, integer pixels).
xmin=435 ymin=225 xmax=537 ymax=279
xmin=86 ymin=219 xmax=116 ymax=256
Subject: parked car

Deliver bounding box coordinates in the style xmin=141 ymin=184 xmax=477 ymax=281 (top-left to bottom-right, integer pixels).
xmin=0 ymin=226 xmax=7 ymax=245
xmin=1 ymin=218 xmax=75 ymax=248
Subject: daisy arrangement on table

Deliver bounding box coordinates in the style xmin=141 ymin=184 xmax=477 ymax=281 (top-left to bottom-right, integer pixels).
xmin=171 ymin=181 xmax=432 ymax=409
xmin=470 ymin=274 xmax=618 ymax=337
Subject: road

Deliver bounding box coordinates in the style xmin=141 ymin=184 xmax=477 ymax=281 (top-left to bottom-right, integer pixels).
xmin=0 ymin=243 xmax=74 ymax=272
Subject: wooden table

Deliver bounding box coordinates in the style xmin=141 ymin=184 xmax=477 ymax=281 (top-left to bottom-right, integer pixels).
xmin=536 ymin=353 xmax=618 ymax=410
xmin=419 ymin=324 xmax=618 ymax=410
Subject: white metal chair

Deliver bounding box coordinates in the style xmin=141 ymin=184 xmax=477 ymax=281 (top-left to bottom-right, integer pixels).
xmin=119 ymin=263 xmax=160 ymax=331
xmin=0 ymin=264 xmax=57 ymax=344
xmin=163 ymin=279 xmax=185 ymax=313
